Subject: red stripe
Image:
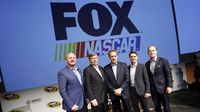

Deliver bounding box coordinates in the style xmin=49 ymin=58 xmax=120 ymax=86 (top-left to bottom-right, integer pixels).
xmin=80 ymin=42 xmax=85 ymax=58
xmin=76 ymin=42 xmax=80 ymax=58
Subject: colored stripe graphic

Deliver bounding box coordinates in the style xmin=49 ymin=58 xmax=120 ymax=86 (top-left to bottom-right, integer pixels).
xmin=54 ymin=36 xmax=141 ymax=61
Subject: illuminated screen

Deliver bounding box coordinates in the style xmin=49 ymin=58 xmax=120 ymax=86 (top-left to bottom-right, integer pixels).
xmin=173 ymin=0 xmax=200 ymax=54
xmin=0 ymin=0 xmax=179 ymax=92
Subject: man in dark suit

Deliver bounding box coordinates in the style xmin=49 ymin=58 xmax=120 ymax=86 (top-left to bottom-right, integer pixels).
xmin=104 ymin=50 xmax=134 ymax=112
xmin=84 ymin=53 xmax=108 ymax=112
xmin=128 ymin=51 xmax=150 ymax=112
xmin=145 ymin=46 xmax=173 ymax=112
xmin=194 ymin=51 xmax=200 ymax=90
xmin=58 ymin=53 xmax=87 ymax=112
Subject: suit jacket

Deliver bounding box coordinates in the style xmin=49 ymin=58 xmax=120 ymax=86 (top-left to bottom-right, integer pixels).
xmin=104 ymin=62 xmax=130 ymax=100
xmin=83 ymin=65 xmax=107 ymax=104
xmin=58 ymin=66 xmax=84 ymax=111
xmin=145 ymin=57 xmax=173 ymax=93
xmin=128 ymin=63 xmax=150 ymax=96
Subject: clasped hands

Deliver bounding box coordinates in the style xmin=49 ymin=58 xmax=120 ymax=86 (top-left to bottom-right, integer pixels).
xmin=91 ymin=99 xmax=98 ymax=106
xmin=114 ymin=88 xmax=123 ymax=96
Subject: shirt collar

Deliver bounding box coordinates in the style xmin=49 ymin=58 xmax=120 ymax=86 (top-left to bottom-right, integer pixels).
xmin=131 ymin=62 xmax=137 ymax=68
xmin=111 ymin=63 xmax=117 ymax=66
xmin=68 ymin=65 xmax=78 ymax=70
xmin=92 ymin=65 xmax=98 ymax=69
xmin=151 ymin=56 xmax=157 ymax=62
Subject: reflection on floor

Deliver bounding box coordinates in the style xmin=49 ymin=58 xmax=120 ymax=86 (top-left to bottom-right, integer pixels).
xmin=0 ymin=84 xmax=65 ymax=112
xmin=1 ymin=84 xmax=200 ymax=112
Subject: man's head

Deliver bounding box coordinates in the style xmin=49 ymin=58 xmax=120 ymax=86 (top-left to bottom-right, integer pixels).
xmin=147 ymin=45 xmax=157 ymax=59
xmin=88 ymin=53 xmax=98 ymax=66
xmin=66 ymin=53 xmax=77 ymax=67
xmin=108 ymin=50 xmax=118 ymax=64
xmin=129 ymin=51 xmax=138 ymax=64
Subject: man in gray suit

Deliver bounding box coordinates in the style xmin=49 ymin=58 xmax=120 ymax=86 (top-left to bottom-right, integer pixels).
xmin=145 ymin=46 xmax=173 ymax=112
xmin=84 ymin=53 xmax=108 ymax=112
xmin=58 ymin=53 xmax=87 ymax=112
xmin=128 ymin=51 xmax=150 ymax=112
xmin=104 ymin=50 xmax=134 ymax=112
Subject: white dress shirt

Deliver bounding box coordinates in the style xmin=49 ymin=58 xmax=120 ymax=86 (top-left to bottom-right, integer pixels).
xmin=111 ymin=64 xmax=117 ymax=80
xmin=150 ymin=56 xmax=157 ymax=74
xmin=130 ymin=63 xmax=137 ymax=87
xmin=72 ymin=66 xmax=82 ymax=85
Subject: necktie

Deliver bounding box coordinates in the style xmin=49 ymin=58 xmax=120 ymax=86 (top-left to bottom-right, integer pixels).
xmin=72 ymin=68 xmax=82 ymax=85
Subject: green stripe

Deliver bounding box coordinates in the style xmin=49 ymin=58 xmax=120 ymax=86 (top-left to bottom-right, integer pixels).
xmin=72 ymin=43 xmax=77 ymax=53
xmin=59 ymin=44 xmax=63 ymax=61
xmin=54 ymin=44 xmax=58 ymax=61
xmin=63 ymin=43 xmax=67 ymax=60
xmin=68 ymin=43 xmax=71 ymax=53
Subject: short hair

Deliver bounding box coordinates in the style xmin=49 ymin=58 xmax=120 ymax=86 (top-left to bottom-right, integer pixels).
xmin=147 ymin=45 xmax=157 ymax=51
xmin=108 ymin=49 xmax=118 ymax=57
xmin=88 ymin=53 xmax=97 ymax=60
xmin=65 ymin=52 xmax=76 ymax=60
xmin=129 ymin=51 xmax=138 ymax=57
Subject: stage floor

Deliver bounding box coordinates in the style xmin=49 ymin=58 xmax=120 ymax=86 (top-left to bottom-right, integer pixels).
xmin=1 ymin=85 xmax=200 ymax=112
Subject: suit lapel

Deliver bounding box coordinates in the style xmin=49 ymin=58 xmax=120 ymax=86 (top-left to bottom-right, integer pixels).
xmin=146 ymin=61 xmax=152 ymax=74
xmin=90 ymin=65 xmax=104 ymax=80
xmin=66 ymin=67 xmax=82 ymax=86
xmin=116 ymin=63 xmax=121 ymax=80
xmin=154 ymin=57 xmax=160 ymax=73
xmin=147 ymin=61 xmax=150 ymax=69
xmin=98 ymin=67 xmax=105 ymax=80
xmin=109 ymin=64 xmax=116 ymax=80
xmin=135 ymin=64 xmax=139 ymax=79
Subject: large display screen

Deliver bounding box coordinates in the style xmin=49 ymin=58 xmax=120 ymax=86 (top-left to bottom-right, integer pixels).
xmin=173 ymin=0 xmax=200 ymax=54
xmin=0 ymin=0 xmax=179 ymax=92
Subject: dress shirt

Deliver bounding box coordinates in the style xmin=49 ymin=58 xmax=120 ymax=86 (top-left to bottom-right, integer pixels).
xmin=130 ymin=63 xmax=137 ymax=87
xmin=111 ymin=64 xmax=117 ymax=79
xmin=72 ymin=66 xmax=82 ymax=85
xmin=150 ymin=57 xmax=157 ymax=74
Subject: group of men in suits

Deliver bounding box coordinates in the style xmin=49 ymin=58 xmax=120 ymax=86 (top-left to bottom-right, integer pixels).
xmin=57 ymin=45 xmax=173 ymax=112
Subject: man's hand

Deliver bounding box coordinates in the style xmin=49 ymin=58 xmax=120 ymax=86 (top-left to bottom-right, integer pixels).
xmin=91 ymin=99 xmax=98 ymax=106
xmin=144 ymin=93 xmax=151 ymax=98
xmin=114 ymin=88 xmax=123 ymax=96
xmin=71 ymin=104 xmax=79 ymax=111
xmin=166 ymin=87 xmax=173 ymax=94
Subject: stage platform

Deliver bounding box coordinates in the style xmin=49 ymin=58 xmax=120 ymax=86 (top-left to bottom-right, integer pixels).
xmin=1 ymin=85 xmax=200 ymax=112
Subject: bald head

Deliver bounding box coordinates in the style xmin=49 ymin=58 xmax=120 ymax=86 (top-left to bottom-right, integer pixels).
xmin=66 ymin=53 xmax=77 ymax=67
